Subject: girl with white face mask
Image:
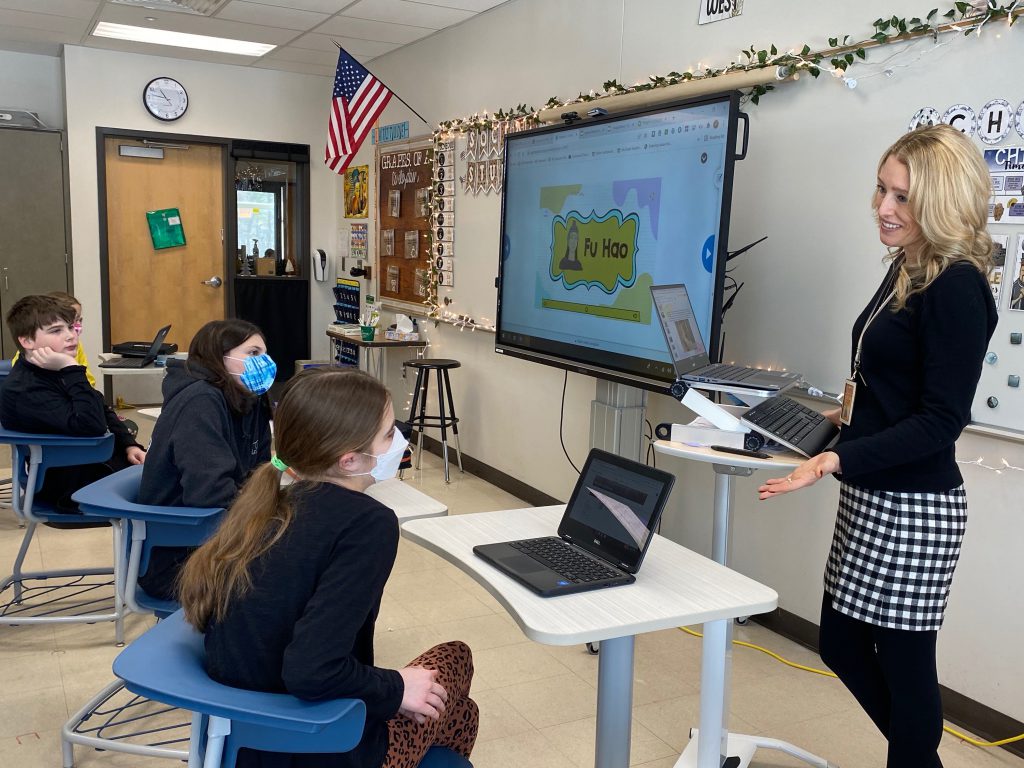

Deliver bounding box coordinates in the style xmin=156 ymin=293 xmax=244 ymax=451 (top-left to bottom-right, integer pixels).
xmin=179 ymin=369 xmax=478 ymax=768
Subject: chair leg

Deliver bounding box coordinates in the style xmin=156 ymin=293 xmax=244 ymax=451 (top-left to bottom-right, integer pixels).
xmin=442 ymin=369 xmax=464 ymax=474
xmin=111 ymin=520 xmax=126 ymax=646
xmin=414 ymin=371 xmax=430 ymax=471
xmin=203 ymin=715 xmax=231 ymax=768
xmin=189 ymin=712 xmax=204 ymax=768
xmin=5 ymin=521 xmax=39 ymax=602
xmin=436 ymin=368 xmax=450 ymax=483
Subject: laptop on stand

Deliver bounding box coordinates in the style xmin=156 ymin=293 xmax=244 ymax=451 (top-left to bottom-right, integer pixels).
xmin=99 ymin=325 xmax=172 ymax=369
xmin=473 ymin=449 xmax=675 ymax=597
xmin=650 ymin=284 xmax=800 ymax=395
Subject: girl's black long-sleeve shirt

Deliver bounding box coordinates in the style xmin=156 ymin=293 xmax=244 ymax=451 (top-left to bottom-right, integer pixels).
xmin=833 ymin=260 xmax=998 ymax=492
xmin=204 ymin=482 xmax=404 ymax=768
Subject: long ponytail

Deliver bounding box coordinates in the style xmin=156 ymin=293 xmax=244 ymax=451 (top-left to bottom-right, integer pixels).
xmin=178 ymin=463 xmax=293 ymax=631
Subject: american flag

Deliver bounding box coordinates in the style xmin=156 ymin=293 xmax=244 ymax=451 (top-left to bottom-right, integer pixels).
xmin=325 ymin=47 xmax=392 ymax=174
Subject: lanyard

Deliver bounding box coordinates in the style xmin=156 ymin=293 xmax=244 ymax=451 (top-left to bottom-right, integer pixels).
xmin=851 ymin=261 xmax=901 ymax=385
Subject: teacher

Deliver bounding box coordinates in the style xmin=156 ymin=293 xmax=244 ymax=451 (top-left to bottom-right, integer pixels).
xmin=759 ymin=124 xmax=997 ymax=767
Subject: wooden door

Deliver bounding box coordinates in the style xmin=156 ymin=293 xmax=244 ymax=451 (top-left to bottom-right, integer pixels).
xmin=0 ymin=129 xmax=70 ymax=357
xmin=104 ymin=137 xmax=225 ymax=351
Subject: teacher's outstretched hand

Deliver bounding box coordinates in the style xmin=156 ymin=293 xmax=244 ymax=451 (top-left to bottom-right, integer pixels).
xmin=759 ymin=451 xmax=841 ymax=500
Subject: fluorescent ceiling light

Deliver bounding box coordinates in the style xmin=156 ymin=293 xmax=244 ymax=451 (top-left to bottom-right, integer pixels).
xmin=92 ymin=22 xmax=276 ymax=57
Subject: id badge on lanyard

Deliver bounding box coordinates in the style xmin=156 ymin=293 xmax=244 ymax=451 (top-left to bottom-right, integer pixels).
xmin=841 ymin=378 xmax=857 ymax=426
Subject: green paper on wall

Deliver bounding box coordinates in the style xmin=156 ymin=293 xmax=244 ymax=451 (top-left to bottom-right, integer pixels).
xmin=146 ymin=208 xmax=186 ymax=250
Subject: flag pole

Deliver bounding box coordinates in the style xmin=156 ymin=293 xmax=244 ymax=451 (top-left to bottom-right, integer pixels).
xmin=332 ymin=41 xmax=430 ymax=127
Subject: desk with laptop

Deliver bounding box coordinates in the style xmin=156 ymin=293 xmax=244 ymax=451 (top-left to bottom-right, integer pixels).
xmin=402 ymin=448 xmax=779 ymax=768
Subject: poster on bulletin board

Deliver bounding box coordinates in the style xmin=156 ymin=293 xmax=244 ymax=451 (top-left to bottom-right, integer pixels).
xmin=377 ymin=138 xmax=433 ymax=306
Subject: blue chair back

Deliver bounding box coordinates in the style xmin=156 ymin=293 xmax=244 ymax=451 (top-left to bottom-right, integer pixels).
xmin=72 ymin=465 xmax=224 ymax=616
xmin=0 ymin=427 xmax=114 ymax=519
xmin=113 ymin=612 xmax=472 ymax=768
xmin=114 ymin=611 xmax=367 ymax=767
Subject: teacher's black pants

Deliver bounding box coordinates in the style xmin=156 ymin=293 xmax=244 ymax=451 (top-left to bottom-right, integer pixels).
xmin=819 ymin=592 xmax=944 ymax=768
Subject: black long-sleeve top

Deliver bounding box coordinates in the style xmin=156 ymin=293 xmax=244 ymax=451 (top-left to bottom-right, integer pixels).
xmin=0 ymin=359 xmax=137 ymax=452
xmin=833 ymin=260 xmax=998 ymax=492
xmin=204 ymin=482 xmax=404 ymax=768
xmin=139 ymin=359 xmax=271 ymax=510
xmin=0 ymin=359 xmax=141 ymax=508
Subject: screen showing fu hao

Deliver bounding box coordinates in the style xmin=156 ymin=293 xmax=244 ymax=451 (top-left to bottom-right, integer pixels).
xmin=495 ymin=92 xmax=740 ymax=391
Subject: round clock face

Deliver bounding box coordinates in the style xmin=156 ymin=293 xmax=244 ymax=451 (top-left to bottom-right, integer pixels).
xmin=143 ymin=77 xmax=188 ymax=121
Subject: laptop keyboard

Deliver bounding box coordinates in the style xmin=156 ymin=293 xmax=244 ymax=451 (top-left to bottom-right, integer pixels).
xmin=699 ymin=363 xmax=758 ymax=381
xmin=742 ymin=396 xmax=827 ymax=446
xmin=510 ymin=537 xmax=621 ymax=583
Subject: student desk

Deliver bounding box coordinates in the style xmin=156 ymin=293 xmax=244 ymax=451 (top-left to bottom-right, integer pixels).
xmin=96 ymin=354 xmax=186 ymax=406
xmin=368 ymin=478 xmax=447 ymax=522
xmin=652 ymin=440 xmax=834 ymax=768
xmin=401 ymin=506 xmax=778 ymax=768
xmin=325 ymin=325 xmax=427 ymax=386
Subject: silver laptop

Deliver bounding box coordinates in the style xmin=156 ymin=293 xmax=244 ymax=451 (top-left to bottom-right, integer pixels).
xmin=650 ymin=284 xmax=800 ymax=393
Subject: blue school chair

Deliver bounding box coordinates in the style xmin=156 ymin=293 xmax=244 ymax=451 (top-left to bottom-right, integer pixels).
xmin=113 ymin=611 xmax=472 ymax=768
xmin=61 ymin=464 xmax=225 ymax=767
xmin=0 ymin=426 xmax=122 ymax=633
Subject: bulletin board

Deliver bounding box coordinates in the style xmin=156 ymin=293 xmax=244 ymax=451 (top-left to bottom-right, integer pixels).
xmin=376 ymin=138 xmax=433 ymax=306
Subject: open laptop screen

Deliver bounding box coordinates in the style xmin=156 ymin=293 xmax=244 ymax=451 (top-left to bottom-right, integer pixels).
xmin=650 ymin=284 xmax=713 ymax=377
xmin=558 ymin=449 xmax=675 ymax=571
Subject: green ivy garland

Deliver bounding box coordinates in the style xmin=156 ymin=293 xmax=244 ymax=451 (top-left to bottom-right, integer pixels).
xmin=421 ymin=0 xmax=1022 ymax=321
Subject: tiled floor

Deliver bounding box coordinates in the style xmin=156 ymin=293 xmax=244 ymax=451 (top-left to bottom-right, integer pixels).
xmin=1 ymin=416 xmax=1022 ymax=768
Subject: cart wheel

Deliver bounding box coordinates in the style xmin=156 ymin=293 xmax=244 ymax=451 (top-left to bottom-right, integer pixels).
xmin=735 ymin=616 xmax=749 ymax=626
xmin=586 ymin=642 xmax=600 ymax=655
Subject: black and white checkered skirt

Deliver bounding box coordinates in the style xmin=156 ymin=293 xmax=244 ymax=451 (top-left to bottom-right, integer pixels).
xmin=823 ymin=481 xmax=967 ymax=631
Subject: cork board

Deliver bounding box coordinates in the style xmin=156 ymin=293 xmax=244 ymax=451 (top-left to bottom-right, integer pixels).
xmin=376 ymin=138 xmax=433 ymax=305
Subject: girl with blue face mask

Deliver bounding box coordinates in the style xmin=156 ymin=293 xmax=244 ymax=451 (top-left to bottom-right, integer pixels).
xmin=138 ymin=319 xmax=274 ymax=601
xmin=179 ymin=368 xmax=478 ymax=768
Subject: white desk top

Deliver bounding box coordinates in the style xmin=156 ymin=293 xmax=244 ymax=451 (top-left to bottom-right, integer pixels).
xmin=401 ymin=506 xmax=777 ymax=646
xmin=368 ymin=478 xmax=447 ymax=523
xmin=653 ymin=439 xmax=804 ymax=472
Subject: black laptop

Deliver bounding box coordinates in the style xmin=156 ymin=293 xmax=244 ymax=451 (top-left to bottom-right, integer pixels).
xmin=650 ymin=283 xmax=801 ymax=393
xmin=473 ymin=449 xmax=675 ymax=597
xmin=100 ymin=325 xmax=171 ymax=369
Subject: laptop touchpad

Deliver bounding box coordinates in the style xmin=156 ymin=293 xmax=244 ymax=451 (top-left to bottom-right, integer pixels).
xmin=500 ymin=554 xmax=548 ymax=574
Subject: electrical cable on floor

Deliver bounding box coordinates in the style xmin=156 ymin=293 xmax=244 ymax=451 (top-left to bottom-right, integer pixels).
xmin=559 ymin=371 xmax=581 ymax=475
xmin=676 ymin=626 xmax=1024 ymax=748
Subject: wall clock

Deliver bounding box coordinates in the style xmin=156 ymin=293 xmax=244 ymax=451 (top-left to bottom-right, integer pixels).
xmin=143 ymin=77 xmax=188 ymax=121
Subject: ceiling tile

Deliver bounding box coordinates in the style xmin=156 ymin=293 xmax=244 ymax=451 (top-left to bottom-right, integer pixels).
xmin=97 ymin=3 xmax=295 ymax=44
xmin=290 ymin=31 xmax=398 ymax=57
xmin=340 ymin=0 xmax=473 ymax=30
xmin=240 ymin=0 xmax=352 ymax=12
xmin=0 ymin=8 xmax=89 ymax=35
xmin=263 ymin=44 xmax=336 ymax=66
xmin=314 ymin=15 xmax=431 ymax=44
xmin=251 ymin=58 xmax=333 ymax=76
xmin=0 ymin=0 xmax=99 ymax=19
xmin=421 ymin=0 xmax=507 ymax=11
xmin=214 ymin=1 xmax=328 ymax=32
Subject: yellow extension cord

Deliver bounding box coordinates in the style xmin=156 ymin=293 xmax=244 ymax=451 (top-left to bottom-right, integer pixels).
xmin=677 ymin=626 xmax=1024 ymax=748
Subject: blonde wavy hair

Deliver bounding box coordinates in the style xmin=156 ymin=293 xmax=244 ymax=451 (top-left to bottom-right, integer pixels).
xmin=874 ymin=124 xmax=993 ymax=310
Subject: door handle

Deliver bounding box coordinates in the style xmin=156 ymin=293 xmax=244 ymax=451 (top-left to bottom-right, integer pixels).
xmin=201 ymin=276 xmax=223 ymax=288
xmin=2 ymin=267 xmax=7 ymax=291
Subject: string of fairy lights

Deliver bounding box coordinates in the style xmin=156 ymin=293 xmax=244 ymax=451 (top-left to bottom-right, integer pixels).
xmin=418 ymin=1 xmax=1023 ymax=329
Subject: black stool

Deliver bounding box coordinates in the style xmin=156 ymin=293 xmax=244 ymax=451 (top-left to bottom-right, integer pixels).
xmin=404 ymin=359 xmax=463 ymax=483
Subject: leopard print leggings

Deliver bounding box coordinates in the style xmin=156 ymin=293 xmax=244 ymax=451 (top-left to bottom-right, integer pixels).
xmin=383 ymin=641 xmax=478 ymax=768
